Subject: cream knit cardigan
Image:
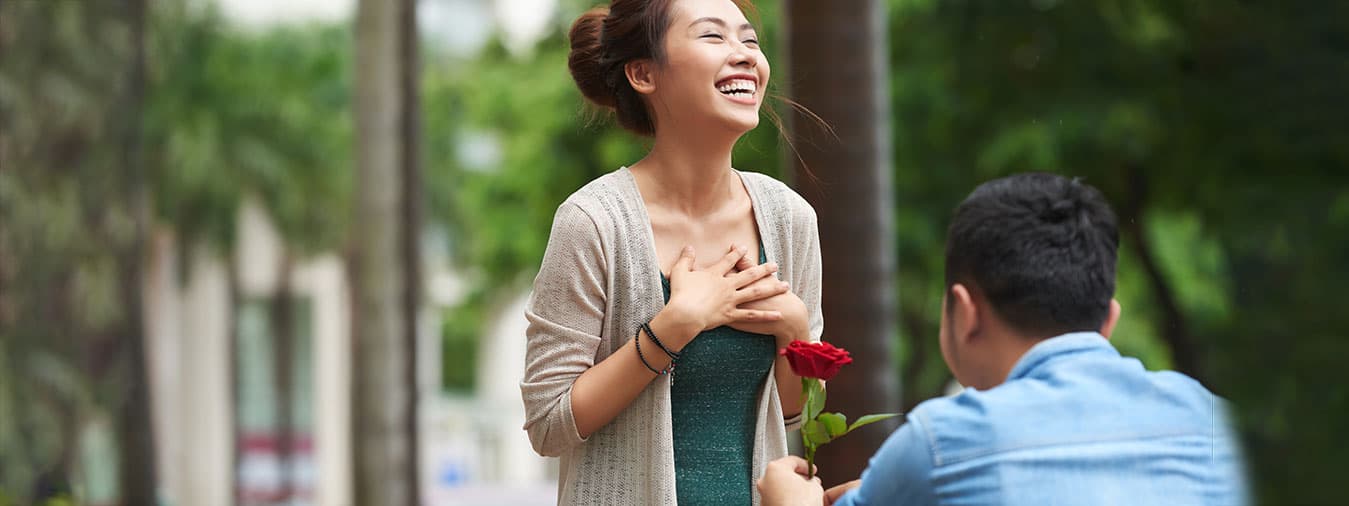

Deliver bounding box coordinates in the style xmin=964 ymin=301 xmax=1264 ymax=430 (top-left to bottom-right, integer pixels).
xmin=520 ymin=167 xmax=824 ymax=505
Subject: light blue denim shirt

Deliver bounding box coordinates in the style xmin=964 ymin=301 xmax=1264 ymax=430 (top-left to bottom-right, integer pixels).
xmin=835 ymin=332 xmax=1248 ymax=506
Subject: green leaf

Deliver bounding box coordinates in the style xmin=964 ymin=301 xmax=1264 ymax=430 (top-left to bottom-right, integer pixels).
xmin=802 ymin=419 xmax=833 ymax=447
xmin=846 ymin=413 xmax=904 ymax=434
xmin=819 ymin=412 xmax=848 ymax=438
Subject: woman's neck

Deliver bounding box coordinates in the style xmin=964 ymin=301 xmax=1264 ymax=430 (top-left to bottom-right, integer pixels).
xmin=630 ymin=130 xmax=741 ymax=217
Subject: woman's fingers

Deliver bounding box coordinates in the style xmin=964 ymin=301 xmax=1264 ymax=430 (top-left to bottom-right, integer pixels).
xmin=729 ymin=308 xmax=783 ymax=322
xmin=668 ymin=245 xmax=788 ymax=328
xmin=732 ymin=262 xmax=779 ymax=288
xmin=733 ymin=249 xmax=756 ymax=273
xmin=711 ymin=244 xmax=747 ymax=275
xmin=734 ymin=278 xmax=790 ymax=304
xmin=672 ymin=245 xmax=695 ymax=273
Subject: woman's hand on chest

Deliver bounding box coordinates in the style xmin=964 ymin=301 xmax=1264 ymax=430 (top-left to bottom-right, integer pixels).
xmin=662 ymin=244 xmax=791 ymax=349
xmin=725 ymin=253 xmax=810 ymax=346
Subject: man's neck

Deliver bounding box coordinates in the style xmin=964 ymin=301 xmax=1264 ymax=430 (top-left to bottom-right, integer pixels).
xmin=971 ymin=326 xmax=1046 ymax=390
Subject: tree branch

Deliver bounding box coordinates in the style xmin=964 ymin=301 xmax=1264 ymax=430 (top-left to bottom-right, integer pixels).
xmin=1123 ymin=166 xmax=1205 ymax=383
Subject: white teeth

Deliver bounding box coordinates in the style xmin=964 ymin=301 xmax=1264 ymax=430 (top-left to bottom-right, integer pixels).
xmin=717 ymin=79 xmax=757 ymax=96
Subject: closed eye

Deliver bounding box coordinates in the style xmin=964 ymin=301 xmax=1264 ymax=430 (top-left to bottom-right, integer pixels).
xmin=701 ymin=33 xmax=725 ymax=40
xmin=743 ymin=38 xmax=759 ymax=46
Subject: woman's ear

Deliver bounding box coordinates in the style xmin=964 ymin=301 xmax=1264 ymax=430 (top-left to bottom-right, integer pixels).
xmin=625 ymin=59 xmax=657 ymax=95
xmin=1099 ymin=298 xmax=1122 ymax=339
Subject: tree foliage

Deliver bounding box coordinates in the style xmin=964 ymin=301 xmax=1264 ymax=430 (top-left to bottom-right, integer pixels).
xmin=883 ymin=0 xmax=1348 ymax=503
xmin=1 ymin=2 xmax=354 ymax=502
xmin=1 ymin=0 xmax=151 ymax=501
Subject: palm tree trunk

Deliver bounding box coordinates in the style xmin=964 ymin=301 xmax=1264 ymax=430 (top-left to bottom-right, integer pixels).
xmin=270 ymin=252 xmax=296 ymax=503
xmin=114 ymin=0 xmax=158 ymax=502
xmin=398 ymin=0 xmax=424 ymax=497
xmin=352 ymin=0 xmax=420 ymax=503
xmin=227 ymin=261 xmax=242 ymax=506
xmin=785 ymin=0 xmax=901 ymax=485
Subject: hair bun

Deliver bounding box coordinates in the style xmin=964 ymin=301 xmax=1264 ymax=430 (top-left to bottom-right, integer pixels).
xmin=568 ymin=7 xmax=617 ymax=109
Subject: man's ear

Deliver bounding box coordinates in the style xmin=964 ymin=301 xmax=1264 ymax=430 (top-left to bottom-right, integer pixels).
xmin=950 ymin=283 xmax=980 ymax=344
xmin=1099 ymin=298 xmax=1122 ymax=339
xmin=625 ymin=59 xmax=657 ymax=95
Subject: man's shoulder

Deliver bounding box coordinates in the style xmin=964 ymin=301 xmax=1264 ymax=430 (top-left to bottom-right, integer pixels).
xmin=912 ymin=366 xmax=1227 ymax=466
xmin=907 ymin=391 xmax=997 ymax=447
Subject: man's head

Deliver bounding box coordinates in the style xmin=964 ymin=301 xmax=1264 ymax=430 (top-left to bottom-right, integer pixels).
xmin=940 ymin=173 xmax=1122 ymax=389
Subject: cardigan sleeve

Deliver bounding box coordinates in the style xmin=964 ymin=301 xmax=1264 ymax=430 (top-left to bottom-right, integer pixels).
xmin=796 ymin=200 xmax=825 ymax=343
xmin=520 ymin=201 xmax=607 ymax=457
xmin=783 ymin=192 xmax=825 ymax=432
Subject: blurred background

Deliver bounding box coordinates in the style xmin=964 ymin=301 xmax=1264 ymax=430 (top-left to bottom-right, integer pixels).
xmin=2 ymin=0 xmax=1346 ymax=505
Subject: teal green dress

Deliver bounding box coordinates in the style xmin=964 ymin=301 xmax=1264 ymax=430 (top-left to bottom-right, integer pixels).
xmin=661 ymin=247 xmax=777 ymax=506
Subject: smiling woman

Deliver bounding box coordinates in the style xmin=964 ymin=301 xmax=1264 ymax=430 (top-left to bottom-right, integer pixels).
xmin=519 ymin=0 xmax=829 ymax=505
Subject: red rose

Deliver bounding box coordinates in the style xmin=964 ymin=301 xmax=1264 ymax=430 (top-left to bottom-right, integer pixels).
xmin=779 ymin=341 xmax=852 ymax=381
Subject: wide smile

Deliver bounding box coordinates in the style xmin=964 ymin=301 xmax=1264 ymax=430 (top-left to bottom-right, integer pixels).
xmin=715 ymin=74 xmax=758 ymax=106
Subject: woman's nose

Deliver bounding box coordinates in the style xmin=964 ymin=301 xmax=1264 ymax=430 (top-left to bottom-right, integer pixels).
xmin=730 ymin=50 xmax=756 ymax=68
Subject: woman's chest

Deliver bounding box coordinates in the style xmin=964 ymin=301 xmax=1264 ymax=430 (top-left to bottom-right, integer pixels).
xmin=648 ymin=213 xmax=762 ymax=275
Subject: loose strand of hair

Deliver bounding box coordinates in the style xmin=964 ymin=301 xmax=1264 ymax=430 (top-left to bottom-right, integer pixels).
xmin=765 ymin=92 xmax=834 ymax=188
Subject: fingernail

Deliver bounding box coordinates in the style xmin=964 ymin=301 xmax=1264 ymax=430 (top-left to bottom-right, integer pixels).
xmin=683 ymin=245 xmax=693 ymax=253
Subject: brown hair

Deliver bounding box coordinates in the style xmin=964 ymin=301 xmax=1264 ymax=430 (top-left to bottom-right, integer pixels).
xmin=567 ymin=1 xmax=676 ymax=136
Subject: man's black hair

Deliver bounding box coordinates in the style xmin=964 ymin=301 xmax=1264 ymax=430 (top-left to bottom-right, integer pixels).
xmin=944 ymin=173 xmax=1120 ymax=337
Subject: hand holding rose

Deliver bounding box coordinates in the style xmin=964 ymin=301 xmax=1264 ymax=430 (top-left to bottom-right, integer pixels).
xmin=780 ymin=341 xmax=902 ymax=479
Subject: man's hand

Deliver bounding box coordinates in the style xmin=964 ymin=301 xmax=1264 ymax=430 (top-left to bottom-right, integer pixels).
xmin=756 ymin=456 xmax=824 ymax=506
xmin=824 ymin=479 xmax=862 ymax=506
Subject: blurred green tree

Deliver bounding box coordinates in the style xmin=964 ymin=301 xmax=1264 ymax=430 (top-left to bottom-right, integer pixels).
xmin=1 ymin=1 xmax=355 ymax=502
xmin=882 ymin=0 xmax=1349 ymax=502
xmin=146 ymin=12 xmax=355 ymax=500
xmin=0 ymin=0 xmax=156 ymax=502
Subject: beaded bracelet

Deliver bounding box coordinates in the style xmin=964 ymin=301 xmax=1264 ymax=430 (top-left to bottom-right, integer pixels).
xmin=642 ymin=322 xmax=681 ymax=384
xmin=642 ymin=321 xmax=681 ymax=360
xmin=634 ymin=325 xmax=669 ymax=376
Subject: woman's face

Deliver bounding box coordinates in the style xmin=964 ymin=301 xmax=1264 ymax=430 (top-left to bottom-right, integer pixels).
xmin=649 ymin=0 xmax=770 ymax=136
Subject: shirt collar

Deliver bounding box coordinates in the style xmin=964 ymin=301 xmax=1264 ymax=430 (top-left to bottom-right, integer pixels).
xmin=1006 ymin=332 xmax=1117 ymax=381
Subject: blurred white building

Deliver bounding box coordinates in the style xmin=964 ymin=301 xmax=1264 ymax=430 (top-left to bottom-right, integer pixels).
xmin=145 ymin=197 xmax=555 ymax=506
xmin=140 ymin=2 xmax=564 ymax=504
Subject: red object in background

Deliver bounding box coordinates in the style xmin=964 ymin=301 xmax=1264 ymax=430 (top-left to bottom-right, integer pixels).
xmin=237 ymin=432 xmax=315 ymax=505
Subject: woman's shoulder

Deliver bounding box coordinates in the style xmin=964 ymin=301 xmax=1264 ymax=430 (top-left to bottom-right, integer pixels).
xmin=562 ymin=167 xmax=641 ymax=210
xmin=737 ymin=170 xmax=817 ymax=222
xmin=550 ymin=168 xmax=643 ymax=237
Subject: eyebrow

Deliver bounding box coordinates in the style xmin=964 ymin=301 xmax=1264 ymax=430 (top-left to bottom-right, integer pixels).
xmin=688 ymin=17 xmax=755 ymax=32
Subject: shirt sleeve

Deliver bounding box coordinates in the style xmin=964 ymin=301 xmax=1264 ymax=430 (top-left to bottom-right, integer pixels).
xmin=519 ymin=201 xmax=607 ymax=457
xmin=1213 ymin=398 xmax=1252 ymax=506
xmin=833 ymin=415 xmax=938 ymax=506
